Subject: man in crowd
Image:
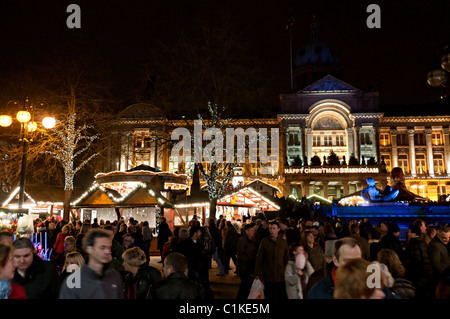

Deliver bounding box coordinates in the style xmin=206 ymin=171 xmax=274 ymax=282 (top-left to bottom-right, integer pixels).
xmin=59 ymin=228 xmax=123 ymax=299
xmin=13 ymin=237 xmax=60 ymax=299
xmin=428 ymin=226 xmax=450 ymax=294
xmin=254 ymin=220 xmax=289 ymax=300
xmin=149 ymin=252 xmax=205 ymax=299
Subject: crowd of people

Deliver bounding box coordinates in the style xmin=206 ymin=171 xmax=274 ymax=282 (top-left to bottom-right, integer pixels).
xmin=0 ymin=212 xmax=449 ymax=300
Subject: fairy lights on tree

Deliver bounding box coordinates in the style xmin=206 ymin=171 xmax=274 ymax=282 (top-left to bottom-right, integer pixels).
xmin=44 ymin=87 xmax=100 ymax=221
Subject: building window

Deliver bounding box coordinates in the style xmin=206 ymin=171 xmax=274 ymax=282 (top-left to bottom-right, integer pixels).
xmin=438 ymin=185 xmax=447 ymax=197
xmin=432 ymin=133 xmax=442 ymax=145
xmin=360 ymin=132 xmax=372 ymax=145
xmin=313 ymin=135 xmax=321 ymax=146
xmin=380 ymin=133 xmax=390 ymax=146
xmin=382 ymin=154 xmax=391 ymax=172
xmin=134 ymin=133 xmax=152 ymax=148
xmin=398 ymin=154 xmax=409 ymax=174
xmin=416 ymin=154 xmax=427 ymax=174
xmin=185 ymin=156 xmax=195 ymax=175
xmin=288 ymin=132 xmax=300 ymax=146
xmin=397 ymin=133 xmax=408 ymax=146
xmin=169 ymin=156 xmax=178 ymax=173
xmin=414 ymin=133 xmax=426 ymax=145
xmin=336 ymin=135 xmax=345 ymax=146
xmin=324 ymin=135 xmax=332 ymax=146
xmin=250 ymin=163 xmax=260 ymax=176
xmin=434 ymin=153 xmax=444 ymax=174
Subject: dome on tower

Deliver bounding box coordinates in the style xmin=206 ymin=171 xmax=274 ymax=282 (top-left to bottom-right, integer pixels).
xmin=295 ymin=16 xmax=340 ymax=68
xmin=292 ymin=16 xmax=341 ymax=91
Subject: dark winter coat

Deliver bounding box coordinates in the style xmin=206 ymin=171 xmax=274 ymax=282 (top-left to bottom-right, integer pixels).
xmin=255 ymin=235 xmax=289 ymax=283
xmin=428 ymin=236 xmax=450 ymax=278
xmin=157 ymin=221 xmax=172 ymax=250
xmin=123 ymin=264 xmax=162 ymax=299
xmin=405 ymin=236 xmax=432 ymax=295
xmin=390 ymin=277 xmax=415 ymax=299
xmin=380 ymin=232 xmax=405 ymax=263
xmin=13 ymin=254 xmax=60 ymax=299
xmin=148 ymin=272 xmax=205 ymax=299
xmin=236 ymin=233 xmax=258 ymax=275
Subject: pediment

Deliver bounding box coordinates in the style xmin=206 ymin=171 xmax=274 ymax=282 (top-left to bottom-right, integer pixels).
xmin=299 ymin=75 xmax=360 ymax=93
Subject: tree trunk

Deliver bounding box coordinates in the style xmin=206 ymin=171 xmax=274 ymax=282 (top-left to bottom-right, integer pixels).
xmin=63 ymin=189 xmax=73 ymax=221
xmin=210 ymin=198 xmax=217 ymax=222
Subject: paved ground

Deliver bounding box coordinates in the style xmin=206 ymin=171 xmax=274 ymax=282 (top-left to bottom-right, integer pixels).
xmin=149 ymin=255 xmax=241 ymax=299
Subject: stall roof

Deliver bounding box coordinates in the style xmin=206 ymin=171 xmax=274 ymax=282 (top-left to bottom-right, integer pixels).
xmin=3 ymin=184 xmax=83 ymax=207
xmin=72 ymin=182 xmax=170 ymax=208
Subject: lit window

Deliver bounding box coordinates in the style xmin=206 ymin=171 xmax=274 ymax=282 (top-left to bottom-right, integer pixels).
xmin=398 ymin=154 xmax=409 ymax=174
xmin=185 ymin=156 xmax=195 ymax=175
xmin=416 ymin=154 xmax=427 ymax=174
xmin=434 ymin=154 xmax=444 ymax=174
xmin=380 ymin=133 xmax=390 ymax=146
xmin=432 ymin=133 xmax=442 ymax=145
xmin=382 ymin=154 xmax=391 ymax=172
xmin=169 ymin=156 xmax=178 ymax=173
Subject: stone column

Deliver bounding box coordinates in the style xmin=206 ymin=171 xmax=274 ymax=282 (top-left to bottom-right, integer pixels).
xmin=347 ymin=128 xmax=355 ymax=159
xmin=371 ymin=126 xmax=378 ymax=161
xmin=306 ymin=128 xmax=313 ymax=163
xmin=443 ymin=128 xmax=450 ymax=174
xmin=342 ymin=181 xmax=349 ymax=197
xmin=322 ymin=181 xmax=329 ymax=199
xmin=354 ymin=126 xmax=360 ymax=160
xmin=302 ymin=181 xmax=310 ymax=197
xmin=425 ymin=128 xmax=434 ymax=176
xmin=408 ymin=128 xmax=416 ymax=176
xmin=298 ymin=126 xmax=304 ymax=162
xmin=284 ymin=183 xmax=292 ymax=198
xmin=390 ymin=129 xmax=398 ymax=168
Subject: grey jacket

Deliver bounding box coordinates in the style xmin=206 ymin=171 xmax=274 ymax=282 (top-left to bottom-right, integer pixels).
xmin=59 ymin=262 xmax=123 ymax=299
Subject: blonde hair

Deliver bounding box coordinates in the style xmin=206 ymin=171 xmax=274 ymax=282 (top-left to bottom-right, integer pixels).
xmin=334 ymin=258 xmax=384 ymax=299
xmin=122 ymin=247 xmax=147 ymax=267
xmin=62 ymin=252 xmax=85 ymax=272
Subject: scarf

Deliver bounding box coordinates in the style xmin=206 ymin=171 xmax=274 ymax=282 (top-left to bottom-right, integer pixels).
xmin=0 ymin=280 xmax=12 ymax=299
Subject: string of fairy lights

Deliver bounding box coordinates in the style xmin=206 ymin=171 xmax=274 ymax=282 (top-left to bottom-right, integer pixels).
xmin=71 ymin=182 xmax=168 ymax=206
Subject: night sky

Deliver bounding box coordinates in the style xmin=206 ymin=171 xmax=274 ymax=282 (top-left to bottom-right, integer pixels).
xmin=0 ymin=0 xmax=449 ymax=114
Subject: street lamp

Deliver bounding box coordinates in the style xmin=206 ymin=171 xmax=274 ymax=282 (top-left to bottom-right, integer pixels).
xmin=427 ymin=43 xmax=450 ymax=99
xmin=0 ymin=97 xmax=56 ymax=209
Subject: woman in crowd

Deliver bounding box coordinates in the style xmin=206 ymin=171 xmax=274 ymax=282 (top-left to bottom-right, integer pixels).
xmin=0 ymin=243 xmax=27 ymax=299
xmin=122 ymin=247 xmax=163 ymax=299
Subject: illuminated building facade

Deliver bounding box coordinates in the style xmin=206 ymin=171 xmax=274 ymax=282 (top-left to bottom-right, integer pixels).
xmin=105 ymin=74 xmax=450 ymax=203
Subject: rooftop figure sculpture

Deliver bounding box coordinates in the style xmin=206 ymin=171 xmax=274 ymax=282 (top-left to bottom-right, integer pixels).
xmin=361 ymin=178 xmax=399 ymax=202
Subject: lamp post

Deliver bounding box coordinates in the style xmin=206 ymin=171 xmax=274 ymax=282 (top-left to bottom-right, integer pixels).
xmin=427 ymin=43 xmax=450 ymax=99
xmin=0 ymin=97 xmax=56 ymax=209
